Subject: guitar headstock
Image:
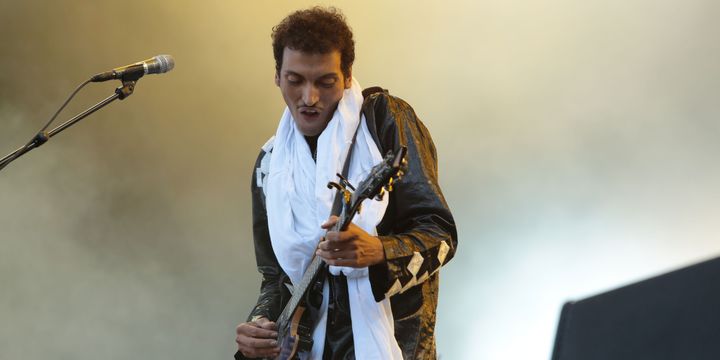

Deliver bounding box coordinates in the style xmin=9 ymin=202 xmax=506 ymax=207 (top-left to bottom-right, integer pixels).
xmin=327 ymin=146 xmax=408 ymax=222
xmin=355 ymin=146 xmax=407 ymax=202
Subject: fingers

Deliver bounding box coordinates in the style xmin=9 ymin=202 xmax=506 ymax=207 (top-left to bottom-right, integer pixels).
xmin=321 ymin=215 xmax=339 ymax=229
xmin=316 ymin=240 xmax=372 ymax=267
xmin=237 ymin=342 xmax=280 ymax=359
xmin=235 ymin=321 xmax=280 ymax=358
xmin=316 ymin=249 xmax=364 ymax=267
xmin=318 ymin=232 xmax=357 ymax=250
xmin=322 ymin=258 xmax=361 ymax=267
xmin=321 ymin=222 xmax=363 ymax=244
xmin=316 ymin=233 xmax=358 ymax=263
xmin=316 ymin=248 xmax=357 ymax=262
xmin=236 ymin=322 xmax=277 ymax=339
xmin=255 ymin=317 xmax=278 ymax=331
xmin=236 ymin=339 xmax=279 ymax=358
xmin=317 ymin=222 xmax=384 ymax=267
xmin=240 ymin=336 xmax=278 ymax=349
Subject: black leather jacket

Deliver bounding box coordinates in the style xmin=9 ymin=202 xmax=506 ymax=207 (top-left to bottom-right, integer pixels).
xmin=243 ymin=90 xmax=457 ymax=359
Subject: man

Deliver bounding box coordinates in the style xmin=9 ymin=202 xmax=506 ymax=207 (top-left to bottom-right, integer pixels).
xmin=235 ymin=7 xmax=457 ymax=360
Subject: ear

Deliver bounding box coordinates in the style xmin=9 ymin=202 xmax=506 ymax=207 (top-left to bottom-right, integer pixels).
xmin=274 ymin=72 xmax=280 ymax=87
xmin=344 ymin=70 xmax=352 ymax=89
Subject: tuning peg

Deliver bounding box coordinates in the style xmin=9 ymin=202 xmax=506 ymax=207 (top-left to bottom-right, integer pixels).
xmin=327 ymin=181 xmax=345 ymax=191
xmin=387 ymin=177 xmax=394 ymax=192
xmin=336 ymin=173 xmax=356 ymax=191
xmin=374 ymin=187 xmax=385 ymax=201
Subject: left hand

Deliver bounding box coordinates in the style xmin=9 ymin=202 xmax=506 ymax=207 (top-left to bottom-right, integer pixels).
xmin=316 ymin=216 xmax=386 ymax=268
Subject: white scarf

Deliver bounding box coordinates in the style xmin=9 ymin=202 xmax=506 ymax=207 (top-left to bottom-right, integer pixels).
xmin=265 ymin=78 xmax=403 ymax=359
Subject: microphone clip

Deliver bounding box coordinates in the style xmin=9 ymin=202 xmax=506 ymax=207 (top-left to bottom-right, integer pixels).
xmin=115 ymin=80 xmax=136 ymax=100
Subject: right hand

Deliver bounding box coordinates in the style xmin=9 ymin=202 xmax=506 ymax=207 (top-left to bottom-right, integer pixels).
xmin=235 ymin=317 xmax=280 ymax=358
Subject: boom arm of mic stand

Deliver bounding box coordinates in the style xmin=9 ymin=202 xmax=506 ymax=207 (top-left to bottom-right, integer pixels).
xmin=0 ymin=81 xmax=136 ymax=172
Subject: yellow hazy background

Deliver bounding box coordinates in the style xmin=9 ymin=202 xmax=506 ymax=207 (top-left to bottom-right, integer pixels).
xmin=1 ymin=1 xmax=719 ymax=359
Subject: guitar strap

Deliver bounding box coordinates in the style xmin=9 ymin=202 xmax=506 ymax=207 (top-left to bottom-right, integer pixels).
xmin=329 ymin=86 xmax=385 ymax=216
xmin=329 ymin=123 xmax=360 ymax=217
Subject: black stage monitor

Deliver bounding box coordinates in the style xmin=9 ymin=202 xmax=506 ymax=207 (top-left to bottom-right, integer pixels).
xmin=551 ymin=256 xmax=720 ymax=360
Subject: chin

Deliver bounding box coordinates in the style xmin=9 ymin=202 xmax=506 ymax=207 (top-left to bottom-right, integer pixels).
xmin=297 ymin=116 xmax=331 ymax=136
xmin=301 ymin=127 xmax=324 ymax=137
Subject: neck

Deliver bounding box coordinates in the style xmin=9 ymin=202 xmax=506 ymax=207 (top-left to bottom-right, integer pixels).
xmin=304 ymin=134 xmax=319 ymax=162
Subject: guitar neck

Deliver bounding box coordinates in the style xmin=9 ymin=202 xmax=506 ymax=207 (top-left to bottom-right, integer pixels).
xmin=275 ymin=208 xmax=354 ymax=331
xmin=276 ymin=255 xmax=323 ymax=327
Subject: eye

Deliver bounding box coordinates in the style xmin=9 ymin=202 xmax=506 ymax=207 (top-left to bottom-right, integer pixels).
xmin=319 ymin=79 xmax=337 ymax=88
xmin=286 ymin=75 xmax=302 ymax=85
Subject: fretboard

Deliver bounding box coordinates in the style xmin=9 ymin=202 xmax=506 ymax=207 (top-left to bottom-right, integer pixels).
xmin=276 ymin=254 xmax=325 ymax=335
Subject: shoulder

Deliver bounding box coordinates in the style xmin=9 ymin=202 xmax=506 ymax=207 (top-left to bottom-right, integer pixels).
xmin=363 ymin=90 xmax=416 ymax=119
xmin=253 ymin=135 xmax=275 ymax=191
xmin=361 ymin=90 xmax=432 ymax=154
xmin=253 ymin=135 xmax=275 ymax=169
xmin=261 ymin=135 xmax=275 ymax=153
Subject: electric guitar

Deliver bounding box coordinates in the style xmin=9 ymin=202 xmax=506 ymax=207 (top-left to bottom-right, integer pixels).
xmin=273 ymin=146 xmax=407 ymax=360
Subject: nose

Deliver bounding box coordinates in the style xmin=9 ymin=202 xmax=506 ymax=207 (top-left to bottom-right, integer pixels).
xmin=302 ymin=84 xmax=319 ymax=106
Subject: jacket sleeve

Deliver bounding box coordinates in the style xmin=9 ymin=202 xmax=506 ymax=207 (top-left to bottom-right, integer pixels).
xmin=365 ymin=93 xmax=458 ymax=301
xmin=246 ymin=149 xmax=288 ymax=322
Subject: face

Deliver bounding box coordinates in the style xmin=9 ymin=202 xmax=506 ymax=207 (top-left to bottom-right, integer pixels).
xmin=275 ymin=47 xmax=352 ymax=136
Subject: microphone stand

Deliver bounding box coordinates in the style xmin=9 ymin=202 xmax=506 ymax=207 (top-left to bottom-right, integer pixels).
xmin=0 ymin=80 xmax=136 ymax=172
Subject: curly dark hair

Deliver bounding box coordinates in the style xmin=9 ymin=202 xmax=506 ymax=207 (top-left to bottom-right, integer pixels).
xmin=272 ymin=7 xmax=355 ymax=78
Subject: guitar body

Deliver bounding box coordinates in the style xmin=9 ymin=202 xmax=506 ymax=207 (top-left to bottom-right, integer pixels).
xmin=275 ymin=305 xmax=304 ymax=360
xmin=276 ymin=266 xmax=324 ymax=360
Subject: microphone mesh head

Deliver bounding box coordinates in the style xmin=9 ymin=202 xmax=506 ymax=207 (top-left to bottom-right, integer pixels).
xmin=152 ymin=55 xmax=175 ymax=74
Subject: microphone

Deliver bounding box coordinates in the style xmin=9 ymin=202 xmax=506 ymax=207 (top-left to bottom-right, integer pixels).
xmin=91 ymin=55 xmax=175 ymax=82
